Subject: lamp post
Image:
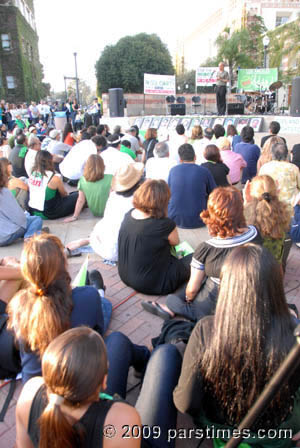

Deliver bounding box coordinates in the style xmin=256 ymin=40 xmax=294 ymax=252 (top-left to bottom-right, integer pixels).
xmin=263 ymin=35 xmax=270 ymax=69
xmin=73 ymin=52 xmax=80 ymax=103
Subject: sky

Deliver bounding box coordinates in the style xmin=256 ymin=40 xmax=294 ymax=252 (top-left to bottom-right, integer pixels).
xmin=34 ymin=0 xmax=223 ymax=92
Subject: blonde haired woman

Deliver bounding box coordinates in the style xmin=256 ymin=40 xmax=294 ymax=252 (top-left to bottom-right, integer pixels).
xmin=257 ymin=135 xmax=283 ymax=172
xmin=64 ymin=154 xmax=112 ymax=222
xmin=188 ymin=125 xmax=204 ymax=164
xmin=244 ymin=174 xmax=292 ymax=263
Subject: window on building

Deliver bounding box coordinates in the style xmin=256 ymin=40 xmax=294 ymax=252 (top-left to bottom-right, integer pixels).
xmin=276 ymin=15 xmax=290 ymax=27
xmin=1 ymin=34 xmax=11 ymax=51
xmin=6 ymin=76 xmax=16 ymax=89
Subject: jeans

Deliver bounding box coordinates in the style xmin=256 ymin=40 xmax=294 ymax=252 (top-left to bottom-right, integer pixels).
xmin=0 ymin=215 xmax=42 ymax=246
xmin=104 ymin=332 xmax=150 ymax=398
xmin=166 ymin=277 xmax=219 ymax=321
xmin=136 ymin=344 xmax=182 ymax=448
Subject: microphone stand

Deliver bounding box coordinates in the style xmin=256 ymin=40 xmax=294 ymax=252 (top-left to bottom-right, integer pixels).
xmin=225 ymin=324 xmax=300 ymax=448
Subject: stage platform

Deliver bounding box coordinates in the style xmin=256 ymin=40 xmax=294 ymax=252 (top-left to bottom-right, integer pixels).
xmin=102 ymin=114 xmax=300 ymax=137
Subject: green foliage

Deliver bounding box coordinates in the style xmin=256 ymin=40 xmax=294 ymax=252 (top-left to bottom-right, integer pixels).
xmin=95 ymin=33 xmax=174 ymax=94
xmin=200 ymin=56 xmax=219 ymax=67
xmin=214 ymin=27 xmax=260 ymax=89
xmin=16 ymin=12 xmax=45 ymax=101
xmin=176 ymin=70 xmax=196 ymax=93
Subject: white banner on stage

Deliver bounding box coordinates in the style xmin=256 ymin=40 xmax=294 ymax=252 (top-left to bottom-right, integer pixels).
xmin=144 ymin=73 xmax=176 ymax=95
xmin=196 ymin=67 xmax=229 ymax=86
xmin=196 ymin=67 xmax=218 ymax=86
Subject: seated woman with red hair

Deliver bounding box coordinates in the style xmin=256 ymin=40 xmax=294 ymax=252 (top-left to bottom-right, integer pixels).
xmin=143 ymin=186 xmax=262 ymax=321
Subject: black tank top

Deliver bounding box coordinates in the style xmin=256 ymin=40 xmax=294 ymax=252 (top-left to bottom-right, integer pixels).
xmin=28 ymin=384 xmax=115 ymax=447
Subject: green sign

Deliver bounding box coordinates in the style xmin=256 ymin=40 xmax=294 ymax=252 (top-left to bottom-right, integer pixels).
xmin=237 ymin=69 xmax=278 ymax=91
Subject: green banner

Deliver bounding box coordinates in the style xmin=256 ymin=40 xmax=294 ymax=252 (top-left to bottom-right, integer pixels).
xmin=237 ymin=69 xmax=278 ymax=91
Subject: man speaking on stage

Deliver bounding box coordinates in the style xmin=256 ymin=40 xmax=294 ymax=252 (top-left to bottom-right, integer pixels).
xmin=216 ymin=62 xmax=229 ymax=115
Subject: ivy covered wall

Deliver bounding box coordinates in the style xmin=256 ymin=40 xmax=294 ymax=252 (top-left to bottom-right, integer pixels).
xmin=0 ymin=2 xmax=45 ymax=102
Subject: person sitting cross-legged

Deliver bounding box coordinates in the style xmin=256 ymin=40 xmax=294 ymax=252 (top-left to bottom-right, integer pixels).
xmin=168 ymin=143 xmax=216 ymax=229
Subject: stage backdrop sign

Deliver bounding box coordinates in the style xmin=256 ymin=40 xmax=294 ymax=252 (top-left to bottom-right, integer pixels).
xmin=196 ymin=67 xmax=218 ymax=86
xmin=196 ymin=67 xmax=229 ymax=86
xmin=237 ymin=69 xmax=278 ymax=92
xmin=144 ymin=74 xmax=176 ymax=95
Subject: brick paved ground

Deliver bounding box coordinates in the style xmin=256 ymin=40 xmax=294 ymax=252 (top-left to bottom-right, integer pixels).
xmin=1 ymin=158 xmax=300 ymax=446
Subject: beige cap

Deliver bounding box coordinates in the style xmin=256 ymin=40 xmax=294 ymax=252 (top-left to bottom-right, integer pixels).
xmin=111 ymin=162 xmax=144 ymax=192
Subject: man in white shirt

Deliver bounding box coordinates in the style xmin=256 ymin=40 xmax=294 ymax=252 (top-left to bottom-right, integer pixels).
xmin=25 ymin=135 xmax=41 ymax=176
xmin=168 ymin=123 xmax=188 ymax=164
xmin=145 ymin=141 xmax=177 ymax=182
xmin=121 ymin=127 xmax=140 ymax=154
xmin=29 ymin=102 xmax=39 ymax=124
xmin=101 ymin=134 xmax=134 ymax=175
xmin=59 ymin=135 xmax=105 ymax=181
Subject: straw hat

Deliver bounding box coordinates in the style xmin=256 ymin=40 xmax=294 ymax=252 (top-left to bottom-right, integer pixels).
xmin=111 ymin=162 xmax=144 ymax=192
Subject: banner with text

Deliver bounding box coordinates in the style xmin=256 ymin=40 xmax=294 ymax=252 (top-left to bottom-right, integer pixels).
xmin=144 ymin=73 xmax=176 ymax=95
xmin=237 ymin=69 xmax=278 ymax=91
xmin=196 ymin=67 xmax=219 ymax=86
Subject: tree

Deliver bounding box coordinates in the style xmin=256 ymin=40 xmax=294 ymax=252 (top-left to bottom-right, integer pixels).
xmin=95 ymin=33 xmax=174 ymax=94
xmin=176 ymin=70 xmax=196 ymax=93
xmin=215 ymin=28 xmax=257 ymax=90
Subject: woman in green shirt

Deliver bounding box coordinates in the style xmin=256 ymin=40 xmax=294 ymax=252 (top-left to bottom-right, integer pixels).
xmin=64 ymin=154 xmax=112 ymax=222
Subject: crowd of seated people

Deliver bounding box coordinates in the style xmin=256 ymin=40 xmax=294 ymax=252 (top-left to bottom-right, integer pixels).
xmin=2 ymin=109 xmax=300 ymax=448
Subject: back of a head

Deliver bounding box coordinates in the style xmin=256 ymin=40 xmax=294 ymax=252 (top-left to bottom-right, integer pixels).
xmin=81 ymin=131 xmax=91 ymax=141
xmin=87 ymin=125 xmax=97 ymax=137
xmin=271 ymin=142 xmax=288 ymax=161
xmin=176 ymin=124 xmax=185 ymax=136
xmin=213 ymin=124 xmax=225 ymax=139
xmin=96 ymin=124 xmax=105 ymax=135
xmin=217 ymin=137 xmax=231 ymax=151
xmin=191 ymin=125 xmax=203 ymax=140
xmin=178 ymin=143 xmax=195 ymax=162
xmin=113 ymin=125 xmax=121 ymax=135
xmin=269 ymin=121 xmax=280 ymax=135
xmin=262 ymin=135 xmax=283 ymax=154
xmin=154 ymin=141 xmax=169 ymax=158
xmin=39 ymin=327 xmax=107 ymax=448
xmin=107 ymin=133 xmax=121 ymax=148
xmin=16 ymin=133 xmax=26 ymax=146
xmin=241 ymin=125 xmax=254 ymax=143
xmin=0 ymin=160 xmax=8 ymax=189
xmin=201 ymin=186 xmax=245 ymax=238
xmin=83 ymin=153 xmax=104 ymax=182
xmin=145 ymin=128 xmax=157 ymax=140
xmin=204 ymin=127 xmax=214 ymax=140
xmin=28 ymin=135 xmax=39 ymax=148
xmin=133 ymin=179 xmax=170 ymax=219
xmin=91 ymin=135 xmax=106 ymax=149
xmin=7 ymin=234 xmax=72 ymax=356
xmin=201 ymin=243 xmax=295 ymax=425
xmin=121 ymin=139 xmax=131 ymax=149
xmin=226 ymin=125 xmax=237 ymax=137
xmin=204 ymin=144 xmax=221 ymax=162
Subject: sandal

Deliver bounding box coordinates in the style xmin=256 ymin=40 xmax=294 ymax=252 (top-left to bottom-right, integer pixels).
xmin=65 ymin=247 xmax=82 ymax=258
xmin=141 ymin=301 xmax=172 ymax=320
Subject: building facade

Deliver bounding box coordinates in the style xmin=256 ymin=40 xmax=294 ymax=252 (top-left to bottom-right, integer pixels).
xmin=177 ymin=0 xmax=300 ymax=72
xmin=0 ymin=0 xmax=44 ymax=102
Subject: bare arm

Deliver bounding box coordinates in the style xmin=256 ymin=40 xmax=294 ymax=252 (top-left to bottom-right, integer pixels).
xmin=185 ymin=267 xmax=206 ymax=302
xmin=104 ymin=402 xmax=141 ymax=448
xmin=64 ymin=190 xmax=86 ymax=222
xmin=168 ymin=227 xmax=180 ymax=246
xmin=9 ymin=177 xmax=28 ymax=191
xmin=16 ymin=377 xmax=44 ymax=448
xmin=48 ymin=175 xmax=68 ymax=197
